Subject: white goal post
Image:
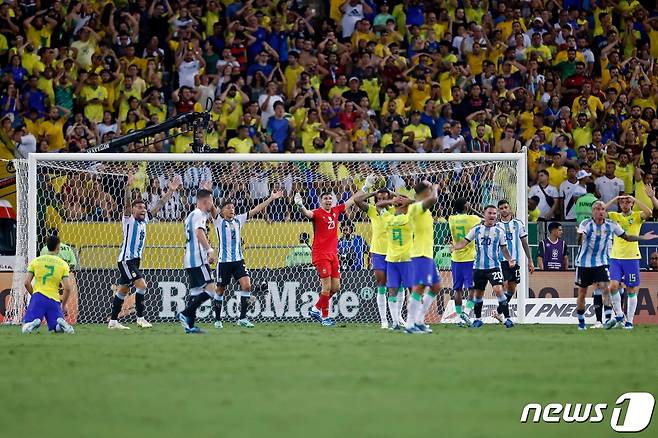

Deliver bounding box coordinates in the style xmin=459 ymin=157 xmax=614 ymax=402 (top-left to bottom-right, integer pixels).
xmin=10 ymin=152 xmax=528 ymax=325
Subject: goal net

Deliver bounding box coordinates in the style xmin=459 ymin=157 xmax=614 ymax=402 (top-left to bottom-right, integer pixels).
xmin=8 ymin=153 xmax=527 ymax=326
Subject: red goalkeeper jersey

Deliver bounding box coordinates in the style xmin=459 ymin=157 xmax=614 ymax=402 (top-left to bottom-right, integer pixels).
xmin=311 ymin=203 xmax=346 ymax=256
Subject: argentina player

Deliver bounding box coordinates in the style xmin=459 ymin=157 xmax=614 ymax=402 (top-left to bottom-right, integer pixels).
xmin=574 ymin=201 xmax=656 ymax=330
xmin=210 ymin=189 xmax=283 ymax=329
xmin=177 ymin=189 xmax=217 ymax=334
xmin=492 ymin=199 xmax=535 ymax=323
xmin=451 ymin=205 xmax=516 ymax=328
xmin=109 ymin=171 xmax=182 ymax=330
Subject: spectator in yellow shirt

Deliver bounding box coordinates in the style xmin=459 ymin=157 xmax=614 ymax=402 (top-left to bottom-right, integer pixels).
xmin=614 ymin=151 xmax=635 ymax=194
xmin=38 ymin=106 xmax=68 ymax=152
xmin=78 ymin=73 xmax=108 ymax=124
xmin=403 ymin=111 xmax=432 ymax=147
xmin=546 ymin=151 xmax=568 ymax=189
xmin=227 ymin=125 xmax=254 ymax=153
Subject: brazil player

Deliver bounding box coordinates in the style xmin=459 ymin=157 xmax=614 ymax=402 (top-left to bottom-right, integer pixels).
xmin=493 ymin=200 xmax=535 ymax=323
xmin=447 ymin=198 xmax=481 ymax=326
xmin=353 ymin=188 xmax=395 ymax=329
xmin=604 ymin=195 xmax=653 ymax=329
xmin=295 ymin=187 xmax=362 ymax=327
xmin=378 ymin=195 xmax=414 ymax=332
xmin=451 ymin=205 xmax=516 ymax=328
xmin=575 ymin=201 xmax=656 ymax=330
xmin=40 ymin=229 xmax=78 ymax=323
xmin=210 ymin=189 xmax=283 ymax=329
xmin=406 ymin=181 xmax=440 ymax=334
xmin=177 ymin=189 xmax=218 ymax=334
xmin=22 ymin=235 xmax=75 ymax=334
xmin=109 ymin=171 xmax=182 ymax=330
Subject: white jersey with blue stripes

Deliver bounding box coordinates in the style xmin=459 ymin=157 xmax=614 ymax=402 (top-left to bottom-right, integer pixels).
xmin=575 ymin=219 xmax=625 ymax=268
xmin=117 ymin=215 xmax=148 ymax=262
xmin=496 ymin=218 xmax=527 ymax=263
xmin=214 ymin=212 xmax=249 ymax=263
xmin=465 ymin=224 xmax=507 ymax=270
xmin=184 ymin=208 xmax=210 ymax=269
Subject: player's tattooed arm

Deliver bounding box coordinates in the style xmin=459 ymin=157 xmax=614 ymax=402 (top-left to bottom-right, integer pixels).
xmin=420 ymin=183 xmax=439 ymax=210
xmin=520 ymin=236 xmax=535 ymax=273
xmin=450 ymin=238 xmax=469 ymax=251
xmin=195 ymin=227 xmax=216 ymax=264
xmin=353 ymin=191 xmax=375 ymax=213
xmin=23 ymin=272 xmax=34 ymax=295
xmin=249 ymin=188 xmax=284 ymax=217
xmin=621 ymin=231 xmax=658 ymax=242
xmin=123 ymin=169 xmax=135 ymax=216
xmin=603 ymin=195 xmax=623 ymax=211
xmin=501 ymin=245 xmax=516 ymax=268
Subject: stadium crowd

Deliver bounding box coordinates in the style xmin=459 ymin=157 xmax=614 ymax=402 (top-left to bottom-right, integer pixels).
xmin=3 ymin=0 xmax=658 ymax=252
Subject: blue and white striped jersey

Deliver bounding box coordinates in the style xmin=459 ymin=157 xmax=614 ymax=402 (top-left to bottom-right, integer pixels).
xmin=117 ymin=215 xmax=148 ymax=262
xmin=575 ymin=219 xmax=625 ymax=268
xmin=184 ymin=208 xmax=210 ymax=269
xmin=214 ymin=212 xmax=249 ymax=263
xmin=497 ymin=218 xmax=528 ymax=263
xmin=465 ymin=224 xmax=507 ymax=270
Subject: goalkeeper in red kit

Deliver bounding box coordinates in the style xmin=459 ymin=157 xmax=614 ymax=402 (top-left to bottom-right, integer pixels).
xmin=294 ymin=178 xmax=374 ymax=326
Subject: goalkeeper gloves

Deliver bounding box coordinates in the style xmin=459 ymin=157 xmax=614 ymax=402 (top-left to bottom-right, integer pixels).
xmin=294 ymin=193 xmax=304 ymax=209
xmin=363 ymin=174 xmax=377 ymax=192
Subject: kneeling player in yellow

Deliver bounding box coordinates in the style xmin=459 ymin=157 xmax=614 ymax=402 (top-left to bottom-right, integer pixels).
xmin=22 ymin=235 xmax=74 ymax=334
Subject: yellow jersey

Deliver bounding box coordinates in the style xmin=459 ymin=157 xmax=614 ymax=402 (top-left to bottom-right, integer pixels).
xmin=608 ymin=211 xmax=643 ymax=260
xmin=547 ymin=165 xmax=567 ymax=189
xmin=634 ymin=181 xmax=652 ymax=214
xmin=383 ymin=211 xmax=413 ymax=263
xmin=408 ymin=201 xmax=434 ymax=259
xmin=614 ymin=163 xmax=635 ymax=194
xmin=28 ymin=254 xmax=70 ymax=302
xmin=448 ymin=214 xmax=481 ymax=262
xmin=367 ymin=205 xmax=392 ymax=255
xmin=227 ymin=136 xmax=254 ymax=153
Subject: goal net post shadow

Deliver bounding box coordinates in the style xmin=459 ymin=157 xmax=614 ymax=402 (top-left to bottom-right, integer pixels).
xmin=9 ymin=152 xmax=528 ymax=325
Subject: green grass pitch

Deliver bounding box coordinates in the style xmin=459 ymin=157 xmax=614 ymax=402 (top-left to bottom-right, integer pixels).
xmin=1 ymin=323 xmax=657 ymax=438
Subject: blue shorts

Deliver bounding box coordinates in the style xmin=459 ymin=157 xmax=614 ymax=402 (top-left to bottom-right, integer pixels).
xmin=386 ymin=261 xmax=411 ymax=289
xmin=609 ymin=259 xmax=641 ymax=287
xmin=410 ymin=257 xmax=440 ymax=286
xmin=452 ymin=260 xmax=474 ymax=290
xmin=23 ymin=292 xmax=63 ymax=331
xmin=371 ymin=253 xmax=387 ymax=271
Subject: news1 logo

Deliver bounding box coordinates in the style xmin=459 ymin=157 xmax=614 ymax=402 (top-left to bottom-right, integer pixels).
xmin=520 ymin=392 xmax=655 ymax=432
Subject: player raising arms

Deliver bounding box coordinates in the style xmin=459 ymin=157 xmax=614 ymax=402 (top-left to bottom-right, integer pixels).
xmin=406 ymin=181 xmax=440 ymax=334
xmin=451 ymin=205 xmax=516 ymax=328
xmin=210 ymin=189 xmax=283 ymax=329
xmin=295 ymin=184 xmax=364 ymax=327
xmin=447 ymin=198 xmax=481 ymax=326
xmin=493 ymin=199 xmax=534 ymax=323
xmin=353 ymin=188 xmax=395 ymax=329
xmin=604 ymin=194 xmax=655 ymax=329
xmin=177 ymin=189 xmax=218 ymax=334
xmin=22 ymin=235 xmax=75 ymax=334
xmin=109 ymin=171 xmax=182 ymax=330
xmin=377 ymin=195 xmax=414 ymax=332
xmin=575 ymin=201 xmax=656 ymax=330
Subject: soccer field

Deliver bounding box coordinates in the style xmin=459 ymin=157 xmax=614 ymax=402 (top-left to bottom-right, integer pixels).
xmin=1 ymin=323 xmax=656 ymax=438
